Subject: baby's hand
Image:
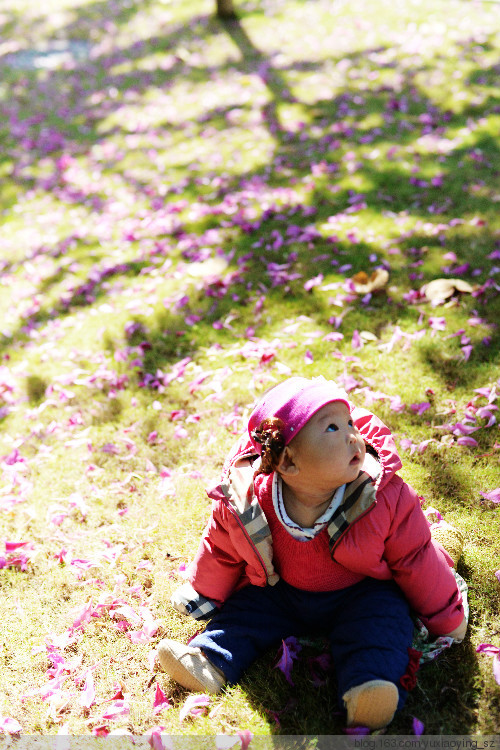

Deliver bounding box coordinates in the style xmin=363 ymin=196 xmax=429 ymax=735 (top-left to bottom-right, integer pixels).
xmin=443 ymin=615 xmax=467 ymax=643
xmin=171 ymin=582 xmax=199 ymax=615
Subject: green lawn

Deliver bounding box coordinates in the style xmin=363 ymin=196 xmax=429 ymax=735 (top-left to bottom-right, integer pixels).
xmin=0 ymin=0 xmax=499 ymax=741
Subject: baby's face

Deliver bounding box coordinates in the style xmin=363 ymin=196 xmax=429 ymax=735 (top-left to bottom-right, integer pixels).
xmin=289 ymin=402 xmax=366 ymax=492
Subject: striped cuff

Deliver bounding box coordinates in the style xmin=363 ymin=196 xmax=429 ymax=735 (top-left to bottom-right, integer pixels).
xmin=171 ymin=582 xmax=219 ymax=621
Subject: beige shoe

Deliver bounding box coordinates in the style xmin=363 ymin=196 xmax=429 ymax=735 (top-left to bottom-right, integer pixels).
xmin=157 ymin=639 xmax=226 ymax=694
xmin=343 ymin=679 xmax=398 ymax=730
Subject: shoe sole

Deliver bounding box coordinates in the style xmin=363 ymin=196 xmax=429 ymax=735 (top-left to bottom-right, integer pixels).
xmin=157 ymin=642 xmax=222 ymax=693
xmin=345 ymin=680 xmax=398 ymax=730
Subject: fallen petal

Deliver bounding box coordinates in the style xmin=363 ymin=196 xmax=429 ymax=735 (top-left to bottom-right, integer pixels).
xmin=343 ymin=726 xmax=371 ymax=735
xmin=412 ymin=717 xmax=425 ymax=735
xmin=179 ymin=694 xmax=210 ymax=721
xmin=101 ymin=700 xmax=130 ymax=720
xmin=480 ymin=488 xmax=500 ymax=503
xmin=494 ymin=654 xmax=500 ymax=686
xmin=79 ymin=669 xmax=96 ymax=709
xmin=456 ymin=437 xmax=478 ymax=447
xmin=476 ymin=644 xmax=500 ymax=655
xmin=0 ymin=716 xmax=22 ymax=734
xmin=153 ymin=682 xmax=171 ymax=714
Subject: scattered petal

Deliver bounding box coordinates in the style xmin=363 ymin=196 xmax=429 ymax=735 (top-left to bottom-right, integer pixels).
xmin=101 ymin=699 xmax=130 ymax=720
xmin=494 ymin=654 xmax=500 ymax=686
xmin=0 ymin=716 xmax=22 ymax=734
xmin=410 ymin=402 xmax=431 ymax=416
xmin=238 ymin=730 xmax=254 ymax=749
xmin=146 ymin=727 xmax=175 ymax=750
xmin=152 ymin=682 xmax=171 ymax=714
xmin=412 ymin=717 xmax=425 ymax=735
xmin=274 ymin=637 xmax=302 ymax=686
xmin=480 ymin=488 xmax=500 ymax=503
xmin=79 ymin=668 xmax=96 ymax=709
xmin=179 ymin=694 xmax=210 ymax=721
xmin=456 ymin=436 xmax=478 ymax=447
xmin=476 ymin=644 xmax=500 ymax=655
xmin=343 ymin=726 xmax=371 ymax=735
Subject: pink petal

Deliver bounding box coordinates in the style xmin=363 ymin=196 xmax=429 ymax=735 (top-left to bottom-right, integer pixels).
xmin=179 ymin=694 xmax=210 ymax=721
xmin=428 ymin=317 xmax=446 ymax=331
xmin=343 ymin=726 xmax=371 ymax=735
xmin=0 ymin=716 xmax=22 ymax=734
xmin=92 ymin=726 xmax=110 ymax=737
xmin=129 ymin=628 xmax=153 ymax=645
xmin=79 ymin=668 xmax=95 ymax=708
xmin=153 ymin=682 xmax=171 ymax=714
xmin=410 ymin=401 xmax=431 ymax=415
xmin=147 ymin=728 xmax=175 ymax=750
xmin=494 ymin=654 xmax=500 ymax=686
xmin=412 ymin=717 xmax=425 ymax=735
xmin=111 ymin=604 xmax=142 ymax=626
xmin=480 ymin=488 xmax=500 ymax=503
xmin=71 ymin=601 xmax=95 ymax=630
xmin=461 ymin=344 xmax=474 ymax=360
xmin=274 ymin=637 xmax=302 ymax=686
xmin=174 ymin=425 xmax=188 ymax=440
xmin=324 ymin=332 xmax=344 ymax=342
xmin=101 ymin=700 xmax=130 ymax=720
xmin=236 ymin=730 xmax=253 ymax=749
xmin=399 ymin=438 xmax=416 ymax=454
xmin=5 ymin=541 xmax=30 ymax=552
xmin=476 ymin=644 xmax=500 ymax=655
xmin=351 ymin=329 xmax=363 ymax=350
xmin=308 ymin=652 xmax=333 ymax=686
xmin=456 ymin=436 xmax=478 ymax=447
xmin=389 ymin=395 xmax=406 ymax=412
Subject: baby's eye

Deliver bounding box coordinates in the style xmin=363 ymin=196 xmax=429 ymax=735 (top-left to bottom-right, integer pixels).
xmin=326 ymin=423 xmax=338 ymax=432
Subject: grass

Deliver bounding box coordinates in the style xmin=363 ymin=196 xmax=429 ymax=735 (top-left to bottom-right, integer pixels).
xmin=0 ymin=0 xmax=499 ymax=741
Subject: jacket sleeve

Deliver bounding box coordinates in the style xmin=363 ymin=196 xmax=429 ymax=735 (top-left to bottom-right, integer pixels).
xmin=171 ymin=497 xmax=246 ymax=620
xmin=381 ymin=480 xmax=465 ymax=635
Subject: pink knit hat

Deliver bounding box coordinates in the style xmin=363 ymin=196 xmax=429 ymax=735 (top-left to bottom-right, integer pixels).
xmin=248 ymin=376 xmax=351 ymax=452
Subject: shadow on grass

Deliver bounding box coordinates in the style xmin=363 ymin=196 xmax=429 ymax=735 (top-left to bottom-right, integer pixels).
xmin=1 ymin=3 xmax=498 ymax=735
xmin=235 ymin=636 xmax=480 ymax=735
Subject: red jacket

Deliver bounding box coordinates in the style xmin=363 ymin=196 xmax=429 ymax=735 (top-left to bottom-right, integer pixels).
xmin=171 ymin=406 xmax=464 ymax=636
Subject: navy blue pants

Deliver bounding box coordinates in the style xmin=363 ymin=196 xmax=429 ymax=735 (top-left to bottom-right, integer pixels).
xmin=190 ymin=577 xmax=414 ymax=709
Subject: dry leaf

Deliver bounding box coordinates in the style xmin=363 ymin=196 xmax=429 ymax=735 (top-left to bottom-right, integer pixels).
xmin=421 ymin=278 xmax=474 ymax=304
xmin=351 ymin=268 xmax=389 ymax=294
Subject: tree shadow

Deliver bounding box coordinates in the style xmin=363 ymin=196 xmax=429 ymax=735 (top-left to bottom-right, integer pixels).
xmin=0 ymin=4 xmax=498 ymax=430
xmin=0 ymin=1 xmax=498 ymax=736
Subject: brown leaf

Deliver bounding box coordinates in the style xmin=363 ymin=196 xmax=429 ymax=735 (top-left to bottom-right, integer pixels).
xmin=351 ymin=268 xmax=389 ymax=294
xmin=421 ymin=278 xmax=474 ymax=303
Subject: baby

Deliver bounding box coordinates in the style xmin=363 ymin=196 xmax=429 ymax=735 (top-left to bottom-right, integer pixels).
xmin=157 ymin=377 xmax=467 ymax=730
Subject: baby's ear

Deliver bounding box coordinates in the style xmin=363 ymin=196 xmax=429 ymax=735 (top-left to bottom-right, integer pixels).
xmin=276 ymin=446 xmax=299 ymax=476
